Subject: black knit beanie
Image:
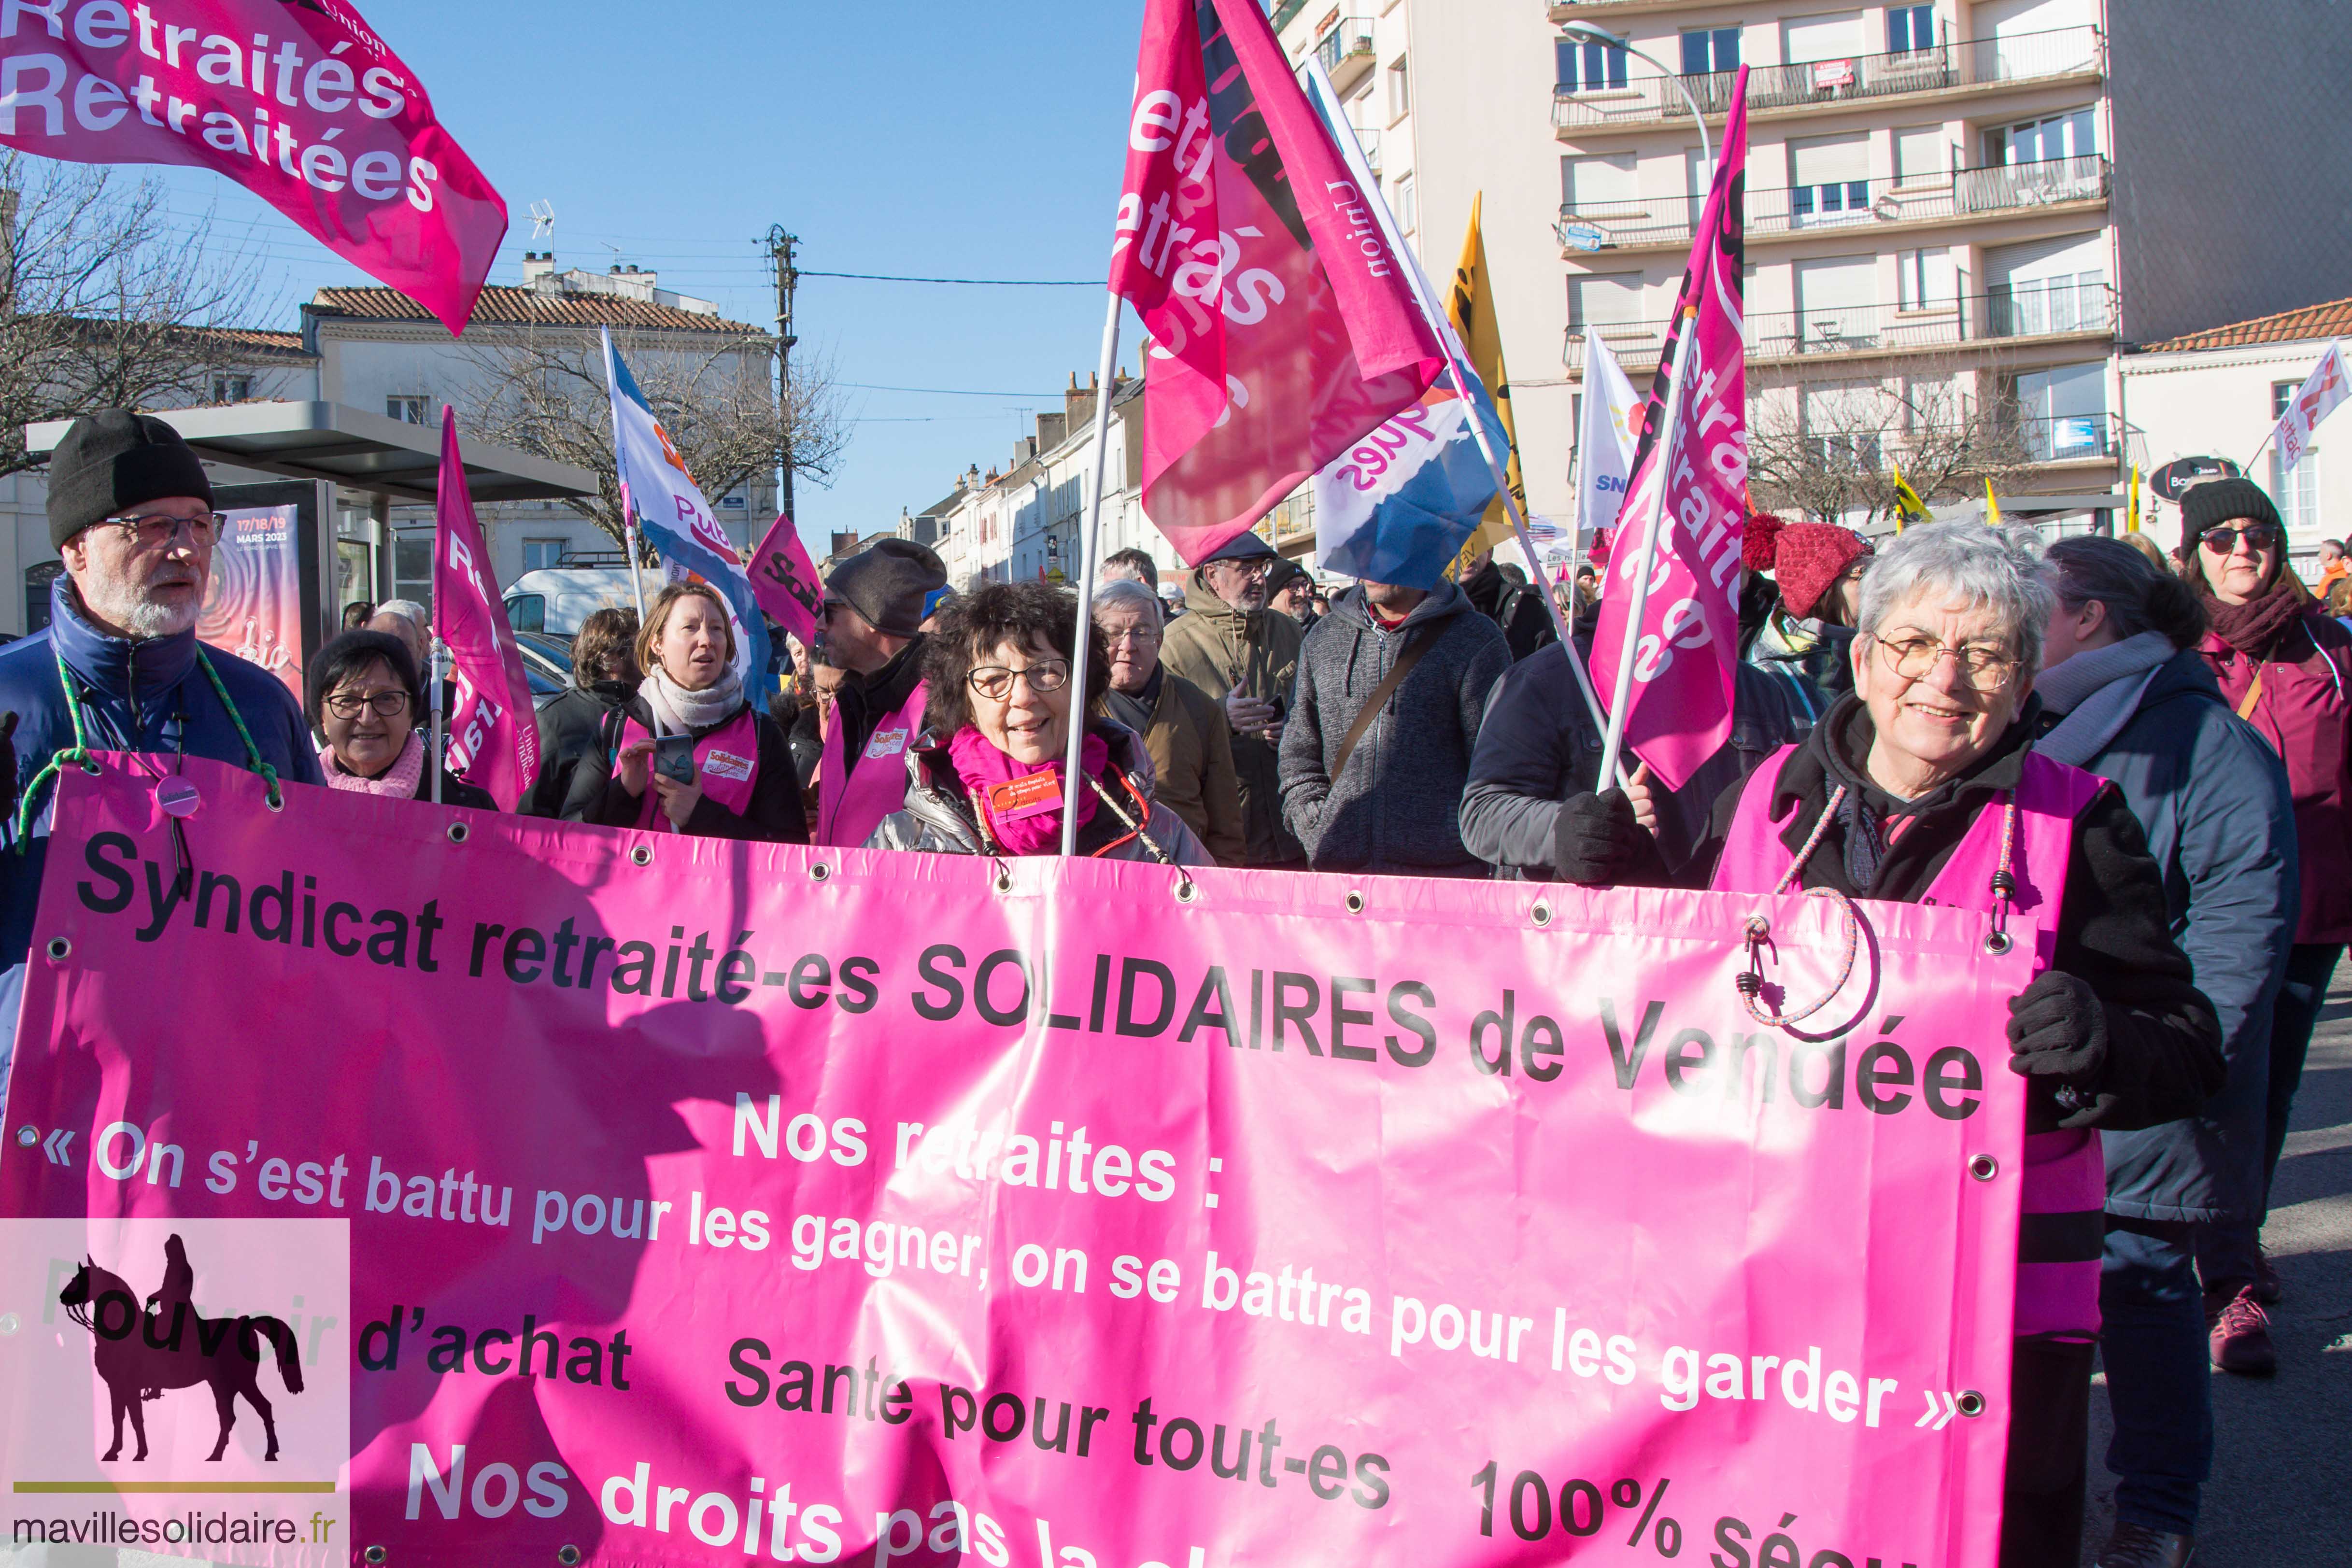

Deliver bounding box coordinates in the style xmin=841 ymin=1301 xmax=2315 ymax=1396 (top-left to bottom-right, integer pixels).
xmin=2179 ymin=476 xmax=2282 ymax=555
xmin=46 ymin=411 xmax=213 ymax=551
xmin=825 ymin=538 xmax=947 ymax=638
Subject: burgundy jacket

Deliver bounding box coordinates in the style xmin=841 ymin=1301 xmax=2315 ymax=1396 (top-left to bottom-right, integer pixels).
xmin=2199 ymin=607 xmax=2352 ymax=944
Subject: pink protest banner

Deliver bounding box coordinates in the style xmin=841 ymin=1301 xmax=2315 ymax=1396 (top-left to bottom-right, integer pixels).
xmin=1589 ymin=68 xmax=1752 ymax=791
xmin=747 ymin=512 xmax=823 ymax=650
xmin=2 ymin=756 xmax=2030 ymax=1568
xmin=0 ymin=0 xmax=505 ymax=335
xmin=1110 ymin=0 xmax=1443 ymax=565
xmin=433 ymin=409 xmax=536 ymax=809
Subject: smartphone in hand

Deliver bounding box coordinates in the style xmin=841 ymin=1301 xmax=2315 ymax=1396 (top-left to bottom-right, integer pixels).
xmin=653 ymin=734 xmax=697 ymax=786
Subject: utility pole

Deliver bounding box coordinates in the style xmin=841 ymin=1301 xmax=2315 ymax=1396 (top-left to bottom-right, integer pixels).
xmin=765 ymin=225 xmax=800 ymax=525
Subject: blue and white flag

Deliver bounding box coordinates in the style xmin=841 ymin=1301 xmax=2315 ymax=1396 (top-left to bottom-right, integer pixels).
xmin=1302 ymin=61 xmax=1504 ymax=587
xmin=602 ymin=327 xmax=771 ymax=686
xmin=1578 ymin=330 xmax=1643 ymax=544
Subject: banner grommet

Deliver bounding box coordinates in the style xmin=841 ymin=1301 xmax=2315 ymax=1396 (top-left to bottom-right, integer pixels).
xmin=1968 ymin=1154 xmax=1998 ymax=1182
xmin=809 ymin=862 xmax=833 ymax=883
xmin=446 ymin=822 xmax=469 ymax=845
xmin=1345 ymin=890 xmax=1364 ymax=914
xmin=630 ymin=846 xmax=653 ymax=867
xmin=1955 ymin=1390 xmax=1986 ymax=1417
xmin=1531 ymin=901 xmax=1553 ymax=928
xmin=1173 ymin=877 xmax=1198 ymax=904
xmin=43 ymin=937 xmax=69 ymax=961
xmin=557 ymin=1547 xmax=582 ymax=1566
xmin=364 ymin=1547 xmax=387 ymax=1565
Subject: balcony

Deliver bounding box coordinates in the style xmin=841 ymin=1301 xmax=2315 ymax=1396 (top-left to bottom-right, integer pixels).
xmin=1556 ymin=155 xmax=2111 ymax=253
xmin=1565 ymin=286 xmax=2117 ymax=370
xmin=2014 ymin=411 xmax=2123 ymax=464
xmin=1318 ymin=16 xmax=1377 ymax=96
xmin=1553 ymin=26 xmax=2103 ymax=136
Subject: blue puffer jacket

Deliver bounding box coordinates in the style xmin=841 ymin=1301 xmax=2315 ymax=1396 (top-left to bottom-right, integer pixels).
xmin=0 ymin=578 xmax=322 ymax=1092
xmin=2055 ymin=649 xmax=2298 ymax=1223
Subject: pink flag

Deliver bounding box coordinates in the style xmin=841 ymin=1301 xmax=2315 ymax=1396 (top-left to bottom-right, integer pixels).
xmin=1110 ymin=0 xmax=1443 ymax=565
xmin=0 ymin=0 xmax=504 ymax=335
xmin=1589 ymin=67 xmax=1751 ymax=791
xmin=745 ymin=512 xmax=823 ymax=649
xmin=433 ymin=409 xmax=536 ymax=808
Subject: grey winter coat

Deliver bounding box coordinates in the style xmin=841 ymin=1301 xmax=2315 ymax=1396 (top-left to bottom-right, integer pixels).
xmin=1277 ymin=583 xmax=1510 ymax=876
xmin=866 ymin=720 xmax=1211 ymax=865
xmin=2040 ymin=648 xmax=2299 ymax=1224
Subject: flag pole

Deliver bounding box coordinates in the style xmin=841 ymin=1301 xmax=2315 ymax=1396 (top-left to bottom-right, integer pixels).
xmin=1596 ymin=308 xmax=1700 ymax=791
xmin=1301 ymin=59 xmax=1619 ymax=773
xmin=1061 ymin=290 xmax=1123 ymax=858
xmin=429 ymin=636 xmax=446 ymax=805
xmin=602 ymin=326 xmax=651 ymax=621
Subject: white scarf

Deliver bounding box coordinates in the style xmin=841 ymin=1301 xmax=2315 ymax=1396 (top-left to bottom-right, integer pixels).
xmin=641 ymin=663 xmax=745 ymax=735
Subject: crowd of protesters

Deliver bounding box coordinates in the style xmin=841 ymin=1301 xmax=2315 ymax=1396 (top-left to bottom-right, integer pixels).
xmin=0 ymin=410 xmax=2342 ymax=1568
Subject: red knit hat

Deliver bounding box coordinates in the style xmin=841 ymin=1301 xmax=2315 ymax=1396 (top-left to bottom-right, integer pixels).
xmin=1745 ymin=516 xmax=1868 ymax=619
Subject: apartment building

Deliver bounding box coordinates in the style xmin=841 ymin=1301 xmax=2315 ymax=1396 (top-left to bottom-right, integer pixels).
xmin=1279 ymin=0 xmax=2352 ymax=531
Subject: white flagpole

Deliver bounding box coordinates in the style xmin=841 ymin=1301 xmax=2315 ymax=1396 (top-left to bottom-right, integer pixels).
xmin=429 ymin=636 xmax=446 ymax=805
xmin=1302 ymin=57 xmax=1620 ymax=778
xmin=1596 ymin=308 xmax=1700 ymax=791
xmin=1061 ymin=292 xmax=1123 ymax=858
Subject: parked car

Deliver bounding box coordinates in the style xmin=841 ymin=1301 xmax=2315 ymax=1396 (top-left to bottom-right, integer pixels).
xmin=503 ymin=566 xmax=662 ymax=639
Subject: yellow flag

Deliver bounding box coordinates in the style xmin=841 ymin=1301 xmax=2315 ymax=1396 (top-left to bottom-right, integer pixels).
xmin=1984 ymin=479 xmax=2001 ymax=526
xmin=2127 ymin=465 xmax=2142 ymax=532
xmin=1447 ymin=193 xmax=1523 ymax=566
xmin=1890 ymin=464 xmax=1928 ymax=532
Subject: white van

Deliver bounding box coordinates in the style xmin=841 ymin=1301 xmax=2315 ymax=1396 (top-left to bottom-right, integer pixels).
xmin=502 ymin=567 xmax=665 ymax=639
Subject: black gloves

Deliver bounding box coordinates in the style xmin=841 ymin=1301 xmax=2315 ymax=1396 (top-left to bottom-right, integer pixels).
xmin=2006 ymin=970 xmax=2108 ymax=1088
xmin=1550 ymin=789 xmax=1642 ymax=886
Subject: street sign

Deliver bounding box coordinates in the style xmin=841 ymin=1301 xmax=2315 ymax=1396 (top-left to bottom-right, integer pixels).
xmin=1557 ymin=220 xmax=1606 ymax=252
xmin=2149 ymin=455 xmax=2241 ymax=501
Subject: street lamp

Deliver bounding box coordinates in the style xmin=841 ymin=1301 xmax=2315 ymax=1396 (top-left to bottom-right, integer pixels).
xmin=1559 ymin=21 xmax=1713 ymax=178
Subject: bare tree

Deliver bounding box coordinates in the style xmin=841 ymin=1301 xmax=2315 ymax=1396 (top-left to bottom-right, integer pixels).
xmin=1748 ymin=373 xmax=2039 ymax=528
xmin=0 ymin=155 xmax=263 ymax=478
xmin=463 ymin=321 xmax=849 ymax=553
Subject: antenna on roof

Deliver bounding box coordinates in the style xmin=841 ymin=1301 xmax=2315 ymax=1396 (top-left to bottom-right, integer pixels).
xmin=528 ymin=199 xmax=555 ymax=243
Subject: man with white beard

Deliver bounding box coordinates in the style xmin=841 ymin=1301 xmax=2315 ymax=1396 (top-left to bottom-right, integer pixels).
xmin=0 ymin=411 xmax=319 ymax=1098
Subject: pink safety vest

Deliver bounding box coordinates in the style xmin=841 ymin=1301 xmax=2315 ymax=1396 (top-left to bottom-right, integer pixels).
xmin=816 ymin=680 xmax=927 ymax=848
xmin=1712 ymin=744 xmax=2110 ymax=1342
xmin=613 ymin=706 xmax=762 ymax=833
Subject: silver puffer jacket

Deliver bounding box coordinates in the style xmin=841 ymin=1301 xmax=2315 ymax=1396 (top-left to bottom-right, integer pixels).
xmin=865 ymin=720 xmax=1212 ymax=865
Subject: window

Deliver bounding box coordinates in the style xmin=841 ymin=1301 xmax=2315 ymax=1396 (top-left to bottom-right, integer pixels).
xmin=1894 ymin=125 xmax=1946 ymax=184
xmin=505 ymin=593 xmax=546 ymax=634
xmin=1387 ymin=56 xmax=1409 ymax=118
xmin=1985 ymin=108 xmax=2096 ymax=167
xmin=387 ymin=396 xmax=428 ymax=424
xmin=1898 ymin=248 xmax=1955 ymax=309
xmin=1887 ymin=4 xmax=1936 ymax=53
xmin=2274 ymin=381 xmax=2324 ymax=534
xmin=1789 ymin=133 xmax=1871 ymax=226
xmin=1394 ymin=171 xmax=1417 ymax=233
xmin=1557 ymin=38 xmax=1628 ymax=92
xmin=394 ymin=534 xmax=434 ymax=612
xmin=212 ymin=374 xmax=251 ymax=404
xmin=1680 ymin=27 xmax=1739 ymax=75
xmin=1562 ymin=151 xmax=1637 ymax=210
xmin=521 ymin=539 xmax=565 ymax=572
xmin=1568 ymin=272 xmax=1645 ymax=329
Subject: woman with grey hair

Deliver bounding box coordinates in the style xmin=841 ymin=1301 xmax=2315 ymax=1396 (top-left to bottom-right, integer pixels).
xmin=2038 ymin=535 xmax=2295 ymax=1565
xmin=1092 ymin=577 xmax=1245 ymax=864
xmin=1550 ymin=521 xmax=2222 ymax=1568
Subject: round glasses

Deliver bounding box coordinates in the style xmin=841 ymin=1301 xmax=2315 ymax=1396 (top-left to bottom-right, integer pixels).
xmin=324 ymin=689 xmax=411 ymax=720
xmin=1873 ymin=634 xmax=2019 ymax=690
xmin=967 ymin=659 xmax=1071 ymax=701
xmin=2198 ymin=523 xmax=2279 ymax=556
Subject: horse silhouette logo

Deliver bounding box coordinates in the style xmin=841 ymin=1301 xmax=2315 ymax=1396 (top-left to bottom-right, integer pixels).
xmin=57 ymin=1234 xmax=304 ymax=1463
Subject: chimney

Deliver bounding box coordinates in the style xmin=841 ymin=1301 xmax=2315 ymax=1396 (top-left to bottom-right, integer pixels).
xmin=1065 ymin=370 xmax=1098 ymax=436
xmin=830 ymin=530 xmax=858 ymax=559
xmin=521 ymin=251 xmax=556 ymax=284
xmin=1036 ymin=410 xmax=1067 ymax=451
xmin=1012 ymin=437 xmax=1038 ymax=468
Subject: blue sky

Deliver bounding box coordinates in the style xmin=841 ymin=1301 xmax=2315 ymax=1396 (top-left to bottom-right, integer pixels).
xmin=147 ymin=0 xmax=1144 ymax=551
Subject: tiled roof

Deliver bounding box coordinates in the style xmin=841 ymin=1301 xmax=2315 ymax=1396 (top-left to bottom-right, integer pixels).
xmin=2143 ymin=296 xmax=2352 ymax=354
xmin=202 ymin=327 xmax=311 ymax=359
xmin=309 ymin=285 xmax=760 ymax=335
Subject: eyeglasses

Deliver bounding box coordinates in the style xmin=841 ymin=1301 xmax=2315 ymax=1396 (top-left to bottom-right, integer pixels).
xmin=2198 ymin=523 xmax=2280 ymax=556
xmin=967 ymin=658 xmax=1071 ymax=701
xmin=324 ymin=689 xmax=411 ymax=720
xmin=1099 ymin=625 xmax=1161 ymax=646
xmin=101 ymin=510 xmax=222 ymax=550
xmin=1873 ymin=633 xmax=2020 ymax=689
xmin=1211 ymin=559 xmax=1274 ymax=579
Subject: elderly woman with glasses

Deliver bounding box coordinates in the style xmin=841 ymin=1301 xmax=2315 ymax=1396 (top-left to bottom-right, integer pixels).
xmin=308 ymin=630 xmax=495 ymax=808
xmin=1092 ymin=579 xmax=1245 ymax=865
xmin=2175 ymin=476 xmax=2352 ymax=1367
xmin=1548 ymin=522 xmax=2223 ymax=1568
xmin=867 ymin=581 xmax=1208 ymax=863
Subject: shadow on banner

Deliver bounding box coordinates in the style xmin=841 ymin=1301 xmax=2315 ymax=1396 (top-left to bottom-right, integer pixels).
xmin=197 ymin=504 xmax=305 ymax=703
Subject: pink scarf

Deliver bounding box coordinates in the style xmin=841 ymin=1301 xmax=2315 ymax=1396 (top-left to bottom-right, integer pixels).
xmin=946 ymin=724 xmax=1107 ymax=854
xmin=320 ymin=731 xmax=426 ymax=799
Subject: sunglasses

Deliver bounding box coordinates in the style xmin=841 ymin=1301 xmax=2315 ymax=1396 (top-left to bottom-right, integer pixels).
xmin=2199 ymin=523 xmax=2280 ymax=555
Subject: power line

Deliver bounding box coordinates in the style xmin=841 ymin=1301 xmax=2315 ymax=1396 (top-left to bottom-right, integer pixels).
xmin=842 ymin=381 xmax=1064 ymax=398
xmin=804 ymin=270 xmax=1101 ymax=287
